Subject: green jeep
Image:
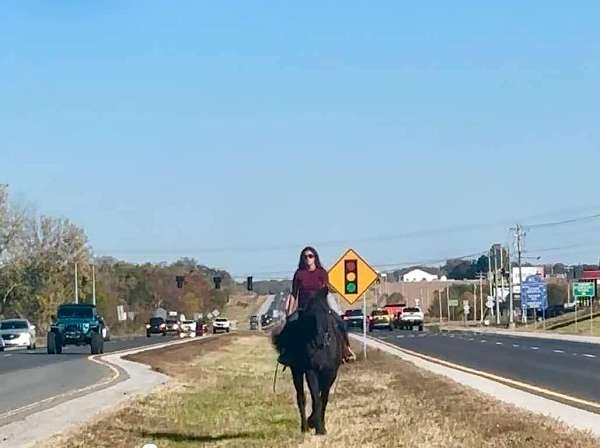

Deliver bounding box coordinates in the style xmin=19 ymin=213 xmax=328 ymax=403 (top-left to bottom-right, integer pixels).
xmin=47 ymin=303 xmax=105 ymax=355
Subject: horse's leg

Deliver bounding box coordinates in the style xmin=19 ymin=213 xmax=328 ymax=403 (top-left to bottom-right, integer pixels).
xmin=292 ymin=368 xmax=308 ymax=433
xmin=305 ymin=370 xmax=326 ymax=435
xmin=318 ymin=369 xmax=337 ymax=433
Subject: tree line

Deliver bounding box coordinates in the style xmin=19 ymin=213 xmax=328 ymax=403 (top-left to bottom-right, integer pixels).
xmin=0 ymin=186 xmax=235 ymax=331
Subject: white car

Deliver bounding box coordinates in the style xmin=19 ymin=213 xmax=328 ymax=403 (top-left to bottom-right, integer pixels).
xmin=399 ymin=307 xmax=424 ymax=331
xmin=212 ymin=318 xmax=231 ymax=334
xmin=0 ymin=319 xmax=37 ymax=350
xmin=179 ymin=320 xmax=197 ymax=338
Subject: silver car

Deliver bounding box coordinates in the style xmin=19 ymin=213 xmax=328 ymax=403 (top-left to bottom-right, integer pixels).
xmin=0 ymin=319 xmax=37 ymax=350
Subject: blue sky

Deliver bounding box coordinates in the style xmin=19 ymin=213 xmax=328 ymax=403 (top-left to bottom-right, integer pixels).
xmin=2 ymin=2 xmax=600 ymax=277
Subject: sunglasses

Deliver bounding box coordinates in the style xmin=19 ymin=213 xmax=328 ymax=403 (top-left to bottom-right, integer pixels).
xmin=303 ymin=253 xmax=315 ymax=259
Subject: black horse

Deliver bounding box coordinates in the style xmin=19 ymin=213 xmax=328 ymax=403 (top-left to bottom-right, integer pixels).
xmin=273 ymin=288 xmax=344 ymax=435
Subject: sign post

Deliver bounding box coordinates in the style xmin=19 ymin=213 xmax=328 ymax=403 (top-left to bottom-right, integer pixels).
xmin=521 ymin=275 xmax=548 ymax=327
xmin=328 ymin=248 xmax=379 ymax=360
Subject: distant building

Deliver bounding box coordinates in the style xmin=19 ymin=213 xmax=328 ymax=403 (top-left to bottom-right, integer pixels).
xmin=402 ymin=268 xmax=439 ymax=282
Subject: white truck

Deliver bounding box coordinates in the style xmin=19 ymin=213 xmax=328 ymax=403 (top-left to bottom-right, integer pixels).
xmin=399 ymin=306 xmax=424 ymax=331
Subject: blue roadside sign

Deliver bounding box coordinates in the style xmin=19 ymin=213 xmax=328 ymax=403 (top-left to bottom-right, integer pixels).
xmin=520 ymin=275 xmax=548 ymax=310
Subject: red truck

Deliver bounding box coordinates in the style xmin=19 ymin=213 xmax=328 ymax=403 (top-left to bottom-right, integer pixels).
xmin=383 ymin=303 xmax=406 ymax=328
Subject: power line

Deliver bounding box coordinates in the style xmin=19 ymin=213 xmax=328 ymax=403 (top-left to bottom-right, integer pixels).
xmin=524 ymin=212 xmax=600 ymax=230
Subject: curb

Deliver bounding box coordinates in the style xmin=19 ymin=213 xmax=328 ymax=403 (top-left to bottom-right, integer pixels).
xmin=351 ymin=333 xmax=600 ymax=437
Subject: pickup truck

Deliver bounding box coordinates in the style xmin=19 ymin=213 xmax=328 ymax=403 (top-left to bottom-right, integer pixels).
xmin=399 ymin=306 xmax=424 ymax=331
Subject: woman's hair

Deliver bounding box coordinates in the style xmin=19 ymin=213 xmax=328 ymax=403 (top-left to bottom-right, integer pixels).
xmin=297 ymin=246 xmax=323 ymax=270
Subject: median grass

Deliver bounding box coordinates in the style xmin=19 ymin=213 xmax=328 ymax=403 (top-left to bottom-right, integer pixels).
xmin=46 ymin=333 xmax=600 ymax=448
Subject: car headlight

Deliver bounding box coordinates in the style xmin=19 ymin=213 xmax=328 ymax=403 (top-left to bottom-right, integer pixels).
xmin=145 ymin=324 xmax=151 ymax=329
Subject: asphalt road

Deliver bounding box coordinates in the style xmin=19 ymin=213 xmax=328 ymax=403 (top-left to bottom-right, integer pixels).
xmin=0 ymin=334 xmax=178 ymax=423
xmin=356 ymin=328 xmax=600 ymax=405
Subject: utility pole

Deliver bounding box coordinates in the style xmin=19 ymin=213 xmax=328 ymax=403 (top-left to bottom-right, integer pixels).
xmin=438 ymin=290 xmax=443 ymax=323
xmin=493 ymin=246 xmax=498 ymax=322
xmin=488 ymin=252 xmax=494 ymax=319
xmin=515 ymin=224 xmax=525 ymax=324
xmin=473 ymin=282 xmax=477 ymax=322
xmin=92 ymin=264 xmax=96 ymax=306
xmin=446 ymin=286 xmax=450 ymax=323
xmin=498 ymin=246 xmax=504 ymax=325
xmin=508 ymin=246 xmax=515 ymax=328
xmin=74 ymin=262 xmax=79 ymax=304
xmin=479 ymin=273 xmax=484 ymax=323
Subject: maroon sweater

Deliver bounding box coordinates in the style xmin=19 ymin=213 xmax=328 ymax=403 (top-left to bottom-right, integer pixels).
xmin=292 ymin=268 xmax=329 ymax=309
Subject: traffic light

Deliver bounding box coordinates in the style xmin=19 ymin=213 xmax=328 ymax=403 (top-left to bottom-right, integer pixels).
xmin=175 ymin=275 xmax=185 ymax=289
xmin=213 ymin=276 xmax=222 ymax=290
xmin=247 ymin=276 xmax=253 ymax=291
xmin=344 ymin=259 xmax=358 ymax=294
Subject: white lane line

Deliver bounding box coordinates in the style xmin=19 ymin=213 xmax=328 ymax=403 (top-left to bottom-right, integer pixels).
xmin=583 ymin=354 xmax=597 ymax=358
xmin=2 ymin=354 xmax=11 ymax=357
xmin=512 ymin=344 xmax=520 ymax=348
xmin=480 ymin=340 xmax=487 ymax=343
xmin=468 ymin=338 xmax=475 ymax=341
xmin=496 ymin=342 xmax=503 ymax=345
xmin=396 ymin=335 xmax=405 ymax=339
xmin=553 ymin=350 xmax=565 ymax=354
xmin=531 ymin=347 xmax=539 ymax=350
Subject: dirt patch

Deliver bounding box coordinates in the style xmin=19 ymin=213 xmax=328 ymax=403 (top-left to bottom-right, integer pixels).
xmin=47 ymin=334 xmax=600 ymax=448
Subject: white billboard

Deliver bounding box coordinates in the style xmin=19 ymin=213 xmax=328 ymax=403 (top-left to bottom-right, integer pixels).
xmin=512 ymin=266 xmax=544 ymax=295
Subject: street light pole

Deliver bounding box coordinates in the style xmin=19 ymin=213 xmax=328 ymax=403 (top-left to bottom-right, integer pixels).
xmin=74 ymin=262 xmax=79 ymax=304
xmin=92 ymin=264 xmax=96 ymax=306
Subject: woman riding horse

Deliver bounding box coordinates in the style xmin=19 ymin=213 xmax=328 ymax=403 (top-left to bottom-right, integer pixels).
xmin=278 ymin=246 xmax=355 ymax=366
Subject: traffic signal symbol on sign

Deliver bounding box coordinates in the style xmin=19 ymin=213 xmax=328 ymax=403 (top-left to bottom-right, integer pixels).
xmin=328 ymin=248 xmax=379 ymax=305
xmin=344 ymin=260 xmax=358 ymax=294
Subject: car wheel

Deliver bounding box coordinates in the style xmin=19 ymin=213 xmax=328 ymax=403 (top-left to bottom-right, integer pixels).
xmin=146 ymin=332 xmax=151 ymax=338
xmin=418 ymin=324 xmax=424 ymax=332
xmin=162 ymin=332 xmax=166 ymax=336
xmin=388 ymin=325 xmax=393 ymax=331
xmin=0 ymin=346 xmax=4 ymax=352
xmin=226 ymin=328 xmax=230 ymax=333
xmin=91 ymin=332 xmax=103 ymax=355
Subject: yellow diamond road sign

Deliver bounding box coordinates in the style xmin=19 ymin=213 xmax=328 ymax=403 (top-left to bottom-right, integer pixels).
xmin=328 ymin=248 xmax=379 ymax=305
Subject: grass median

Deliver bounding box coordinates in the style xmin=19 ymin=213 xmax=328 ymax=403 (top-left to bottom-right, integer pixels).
xmin=46 ymin=333 xmax=600 ymax=448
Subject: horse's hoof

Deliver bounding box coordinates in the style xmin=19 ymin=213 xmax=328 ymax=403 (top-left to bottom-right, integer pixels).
xmin=315 ymin=428 xmax=327 ymax=436
xmin=307 ymin=415 xmax=316 ymax=429
xmin=301 ymin=422 xmax=309 ymax=433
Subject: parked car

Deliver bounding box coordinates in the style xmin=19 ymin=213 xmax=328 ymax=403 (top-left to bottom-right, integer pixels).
xmin=47 ymin=304 xmax=105 ymax=355
xmin=343 ymin=309 xmax=365 ymax=329
xmin=213 ymin=317 xmax=231 ymax=334
xmin=179 ymin=320 xmax=197 ymax=338
xmin=368 ymin=310 xmax=394 ymax=332
xmin=0 ymin=319 xmax=37 ymax=350
xmin=165 ymin=319 xmax=181 ymax=335
xmin=146 ymin=316 xmax=167 ymax=337
xmin=399 ymin=306 xmax=424 ymax=331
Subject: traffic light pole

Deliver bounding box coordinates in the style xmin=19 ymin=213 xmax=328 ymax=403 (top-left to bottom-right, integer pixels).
xmin=362 ymin=293 xmax=367 ymax=360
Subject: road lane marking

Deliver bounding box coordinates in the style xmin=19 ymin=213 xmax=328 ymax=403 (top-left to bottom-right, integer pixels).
xmin=553 ymin=350 xmax=565 ymax=354
xmin=496 ymin=342 xmax=503 ymax=345
xmin=0 ymin=335 xmax=209 ymax=422
xmin=531 ymin=347 xmax=539 ymax=350
xmin=357 ymin=334 xmax=600 ymax=413
xmin=480 ymin=340 xmax=487 ymax=343
xmin=513 ymin=344 xmax=520 ymax=348
xmin=583 ymin=354 xmax=597 ymax=358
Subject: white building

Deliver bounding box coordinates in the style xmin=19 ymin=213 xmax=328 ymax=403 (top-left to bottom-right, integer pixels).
xmin=402 ymin=268 xmax=439 ymax=282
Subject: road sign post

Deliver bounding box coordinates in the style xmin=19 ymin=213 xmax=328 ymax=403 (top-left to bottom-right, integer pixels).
xmin=328 ymin=248 xmax=379 ymax=360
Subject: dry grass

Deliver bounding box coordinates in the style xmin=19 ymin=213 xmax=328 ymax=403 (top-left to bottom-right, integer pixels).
xmin=223 ymin=294 xmax=267 ymax=330
xmin=46 ymin=334 xmax=600 ymax=448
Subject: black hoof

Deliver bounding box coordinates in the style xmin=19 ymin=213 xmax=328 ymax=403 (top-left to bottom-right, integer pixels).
xmin=307 ymin=415 xmax=316 ymax=429
xmin=301 ymin=422 xmax=309 ymax=433
xmin=315 ymin=427 xmax=327 ymax=436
